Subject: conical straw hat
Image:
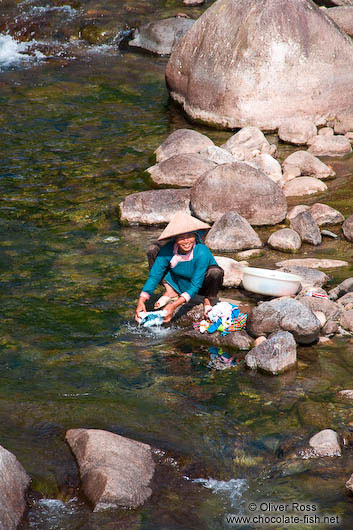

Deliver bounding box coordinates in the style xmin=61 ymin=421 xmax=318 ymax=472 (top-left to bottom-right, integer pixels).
xmin=158 ymin=211 xmax=210 ymax=240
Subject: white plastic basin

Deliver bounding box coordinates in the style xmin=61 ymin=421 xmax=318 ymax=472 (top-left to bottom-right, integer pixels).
xmin=241 ymin=267 xmax=302 ymax=297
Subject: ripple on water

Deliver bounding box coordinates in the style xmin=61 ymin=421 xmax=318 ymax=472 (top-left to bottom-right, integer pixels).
xmin=193 ymin=478 xmax=248 ymax=509
xmin=28 ymin=498 xmax=81 ymax=529
xmin=0 ymin=34 xmax=45 ymax=69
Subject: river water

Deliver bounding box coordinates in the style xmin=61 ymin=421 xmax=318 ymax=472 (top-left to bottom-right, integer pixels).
xmin=1 ymin=1 xmax=353 ymax=529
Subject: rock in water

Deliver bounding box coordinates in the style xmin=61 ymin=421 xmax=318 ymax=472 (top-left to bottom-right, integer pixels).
xmin=190 ymin=162 xmax=287 ymax=225
xmin=245 ymin=330 xmax=297 ymax=374
xmin=166 ymin=0 xmax=353 ymax=130
xmin=129 ymin=17 xmax=194 ymax=55
xmin=66 ymin=429 xmax=155 ymax=510
xmin=205 ymin=211 xmax=262 ymax=251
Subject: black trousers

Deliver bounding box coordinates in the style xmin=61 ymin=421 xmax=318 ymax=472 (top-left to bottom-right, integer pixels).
xmin=147 ymin=242 xmax=224 ymax=300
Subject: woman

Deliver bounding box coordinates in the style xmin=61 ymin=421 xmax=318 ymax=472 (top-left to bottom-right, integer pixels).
xmin=135 ymin=211 xmax=224 ymax=323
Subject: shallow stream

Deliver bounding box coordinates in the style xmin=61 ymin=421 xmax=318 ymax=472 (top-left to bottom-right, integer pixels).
xmin=1 ymin=1 xmax=353 ymax=529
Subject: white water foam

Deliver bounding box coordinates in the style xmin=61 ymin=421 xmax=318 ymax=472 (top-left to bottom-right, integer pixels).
xmin=193 ymin=478 xmax=248 ymax=509
xmin=0 ymin=33 xmax=45 ymax=69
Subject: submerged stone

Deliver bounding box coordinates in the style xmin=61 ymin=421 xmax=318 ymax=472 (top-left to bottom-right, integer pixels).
xmin=129 ymin=17 xmax=195 ymax=55
xmin=245 ymin=330 xmax=297 ymax=374
xmin=155 ymin=129 xmax=214 ymax=163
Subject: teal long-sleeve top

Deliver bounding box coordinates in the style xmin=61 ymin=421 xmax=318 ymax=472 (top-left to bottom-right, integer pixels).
xmin=141 ymin=240 xmax=218 ymax=302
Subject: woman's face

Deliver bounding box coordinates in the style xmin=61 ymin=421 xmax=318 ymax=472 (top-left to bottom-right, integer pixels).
xmin=176 ymin=232 xmax=196 ymax=253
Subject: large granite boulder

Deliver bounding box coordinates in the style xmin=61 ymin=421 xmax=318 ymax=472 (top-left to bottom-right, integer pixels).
xmin=199 ymin=145 xmax=234 ymax=164
xmin=308 ymin=134 xmax=352 ymax=157
xmin=327 ymin=7 xmax=353 ymax=37
xmin=221 ymin=127 xmax=274 ymax=153
xmin=254 ymin=154 xmax=283 ymax=184
xmin=155 ymin=129 xmax=214 ymax=162
xmin=278 ymin=119 xmax=317 ymax=145
xmin=129 ymin=17 xmax=195 ymax=55
xmin=245 ymin=330 xmax=297 ymax=374
xmin=0 ymin=444 xmax=31 ymax=530
xmin=283 ymin=177 xmax=327 ymax=197
xmin=214 ymin=256 xmax=244 ymax=287
xmin=290 ymin=211 xmax=322 ymax=246
xmin=165 ymin=0 xmax=353 ymax=130
xmin=309 ymin=203 xmax=344 ymax=226
xmin=66 ymin=429 xmax=155 ymax=510
xmin=190 ymin=162 xmax=287 ymax=225
xmin=205 ymin=211 xmax=262 ymax=251
xmin=282 ymin=151 xmax=335 ymax=179
xmin=267 ymin=228 xmax=301 ymax=252
xmin=298 ymin=296 xmax=342 ymax=321
xmin=247 ymin=298 xmax=321 ymax=344
xmin=147 ymin=154 xmax=217 ymax=186
xmin=119 ymin=189 xmax=191 ymax=225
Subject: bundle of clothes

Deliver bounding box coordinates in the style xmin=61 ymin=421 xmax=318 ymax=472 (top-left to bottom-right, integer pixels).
xmin=193 ymin=301 xmax=247 ymax=336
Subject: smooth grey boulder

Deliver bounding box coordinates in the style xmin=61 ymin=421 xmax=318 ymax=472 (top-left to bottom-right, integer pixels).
xmin=119 ymin=189 xmax=191 ymax=225
xmin=214 ymin=256 xmax=244 ymax=287
xmin=147 ymin=154 xmax=217 ymax=186
xmin=286 ymin=205 xmax=310 ymax=221
xmin=301 ymin=430 xmax=341 ymax=459
xmin=129 ymin=17 xmax=194 ymax=55
xmin=247 ymin=298 xmax=321 ymax=344
xmin=199 ymin=145 xmax=234 ymax=164
xmin=290 ymin=211 xmax=322 ymax=246
xmin=190 ymin=162 xmax=287 ymax=225
xmin=334 ymin=104 xmax=353 ymax=134
xmin=0 ymin=445 xmax=30 ymax=530
xmin=267 ymin=228 xmax=301 ymax=252
xmin=165 ymin=0 xmax=353 ymax=130
xmin=308 ymin=135 xmax=352 ymax=157
xmin=278 ymin=119 xmax=317 ymax=145
xmin=66 ymin=429 xmax=155 ymax=510
xmin=309 ymin=203 xmax=344 ymax=226
xmin=342 ymin=214 xmax=353 ymax=242
xmin=283 ymin=177 xmax=327 ymax=197
xmin=221 ymin=127 xmax=273 ymax=153
xmin=155 ymin=129 xmax=214 ymax=163
xmin=205 ymin=211 xmax=262 ymax=251
xmin=282 ymin=151 xmax=335 ymax=179
xmin=327 ymin=7 xmax=353 ymax=37
xmin=298 ymin=296 xmax=342 ymax=321
xmin=245 ymin=330 xmax=297 ymax=374
xmin=278 ymin=266 xmax=328 ymax=290
xmin=329 ymin=278 xmax=353 ymax=300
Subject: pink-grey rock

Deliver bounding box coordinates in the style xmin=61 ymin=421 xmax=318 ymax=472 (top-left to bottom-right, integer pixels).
xmin=206 ymin=211 xmax=262 ymax=251
xmin=165 ymin=0 xmax=353 ymax=130
xmin=267 ymin=228 xmax=301 ymax=252
xmin=214 ymin=256 xmax=244 ymax=287
xmin=254 ymin=336 xmax=267 ymax=347
xmin=247 ymin=298 xmax=321 ymax=344
xmin=336 ymin=292 xmax=353 ymax=309
xmin=306 ymin=430 xmax=341 ymax=458
xmin=334 ymin=105 xmax=353 ymax=134
xmin=236 ymin=249 xmax=264 ymax=259
xmin=298 ymin=296 xmax=342 ymax=321
xmin=190 ymin=162 xmax=287 ymax=225
xmin=155 ymin=129 xmax=214 ymax=162
xmin=119 ymin=188 xmax=191 ymax=225
xmin=290 ymin=211 xmax=322 ymax=246
xmin=221 ymin=144 xmax=258 ymax=162
xmin=339 ymin=310 xmax=353 ymax=331
xmin=254 ymin=153 xmax=282 ymax=184
xmin=326 ymin=7 xmax=353 ymax=36
xmin=286 ymin=205 xmax=310 ymax=221
xmin=343 ymin=214 xmax=353 ymax=242
xmin=282 ymin=164 xmax=301 ymax=184
xmin=278 ymin=266 xmax=328 ymax=290
xmin=147 ymin=154 xmax=217 ymax=186
xmin=184 ymin=0 xmax=204 ymax=5
xmin=330 ymin=0 xmax=353 ymax=6
xmin=185 ymin=328 xmax=253 ymax=350
xmin=318 ymin=127 xmax=334 ymax=136
xmin=221 ymin=127 xmax=273 ymax=154
xmin=329 ymin=278 xmax=353 ymax=300
xmin=277 ymin=258 xmax=348 ymax=269
xmin=282 ymin=151 xmax=335 ymax=179
xmin=308 ymin=135 xmax=352 ymax=157
xmin=199 ymin=145 xmax=234 ymax=164
xmin=345 ymin=131 xmax=353 ymax=142
xmin=283 ymin=177 xmax=327 ymax=197
xmin=322 ymin=320 xmax=339 ymax=336
xmin=338 ymin=390 xmax=353 ymax=400
xmin=278 ymin=119 xmax=317 ymax=145
xmin=309 ymin=203 xmax=344 ymax=226
xmin=245 ymin=330 xmax=297 ymax=374
xmin=0 ymin=445 xmax=31 ymax=530
xmin=129 ymin=17 xmax=195 ymax=55
xmin=313 ymin=310 xmax=326 ymax=328
xmin=66 ymin=429 xmax=155 ymax=510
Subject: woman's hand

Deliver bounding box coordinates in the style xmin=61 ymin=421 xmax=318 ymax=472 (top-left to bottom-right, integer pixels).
xmin=135 ymin=297 xmax=146 ymax=322
xmin=163 ymin=302 xmax=176 ymax=323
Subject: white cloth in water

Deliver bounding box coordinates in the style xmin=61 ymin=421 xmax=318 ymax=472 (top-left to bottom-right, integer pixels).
xmin=138 ymin=310 xmax=166 ymax=327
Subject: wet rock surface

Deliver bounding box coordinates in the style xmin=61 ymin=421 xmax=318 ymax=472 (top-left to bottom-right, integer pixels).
xmin=205 ymin=211 xmax=262 ymax=252
xmin=300 ymin=430 xmax=341 ymax=459
xmin=66 ymin=428 xmax=156 ymax=510
xmin=245 ymin=330 xmax=297 ymax=374
xmin=129 ymin=17 xmax=195 ymax=55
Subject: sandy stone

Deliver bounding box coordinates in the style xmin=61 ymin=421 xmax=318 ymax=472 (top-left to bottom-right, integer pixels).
xmin=205 ymin=211 xmax=262 ymax=251
xmin=308 ymin=135 xmax=352 ymax=157
xmin=128 ymin=17 xmax=195 ymax=55
xmin=290 ymin=211 xmax=322 ymax=246
xmin=165 ymin=0 xmax=353 ymax=130
xmin=283 ymin=177 xmax=327 ymax=197
xmin=155 ymin=129 xmax=214 ymax=162
xmin=282 ymin=151 xmax=335 ymax=179
xmin=342 ymin=214 xmax=353 ymax=242
xmin=119 ymin=189 xmax=191 ymax=225
xmin=66 ymin=429 xmax=156 ymax=510
xmin=309 ymin=203 xmax=344 ymax=226
xmin=307 ymin=429 xmax=341 ymax=458
xmin=245 ymin=330 xmax=297 ymax=374
xmin=276 ymin=258 xmax=348 ymax=269
xmin=286 ymin=205 xmax=310 ymax=221
xmin=267 ymin=228 xmax=301 ymax=252
xmin=214 ymin=256 xmax=244 ymax=288
xmin=147 ymin=154 xmax=217 ymax=186
xmin=190 ymin=162 xmax=287 ymax=225
xmin=278 ymin=119 xmax=317 ymax=145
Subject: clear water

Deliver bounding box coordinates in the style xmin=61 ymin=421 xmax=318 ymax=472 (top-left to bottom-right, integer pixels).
xmin=0 ymin=1 xmax=353 ymax=529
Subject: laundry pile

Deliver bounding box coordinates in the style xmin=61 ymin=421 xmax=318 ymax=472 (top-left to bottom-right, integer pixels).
xmin=193 ymin=301 xmax=247 ymax=336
